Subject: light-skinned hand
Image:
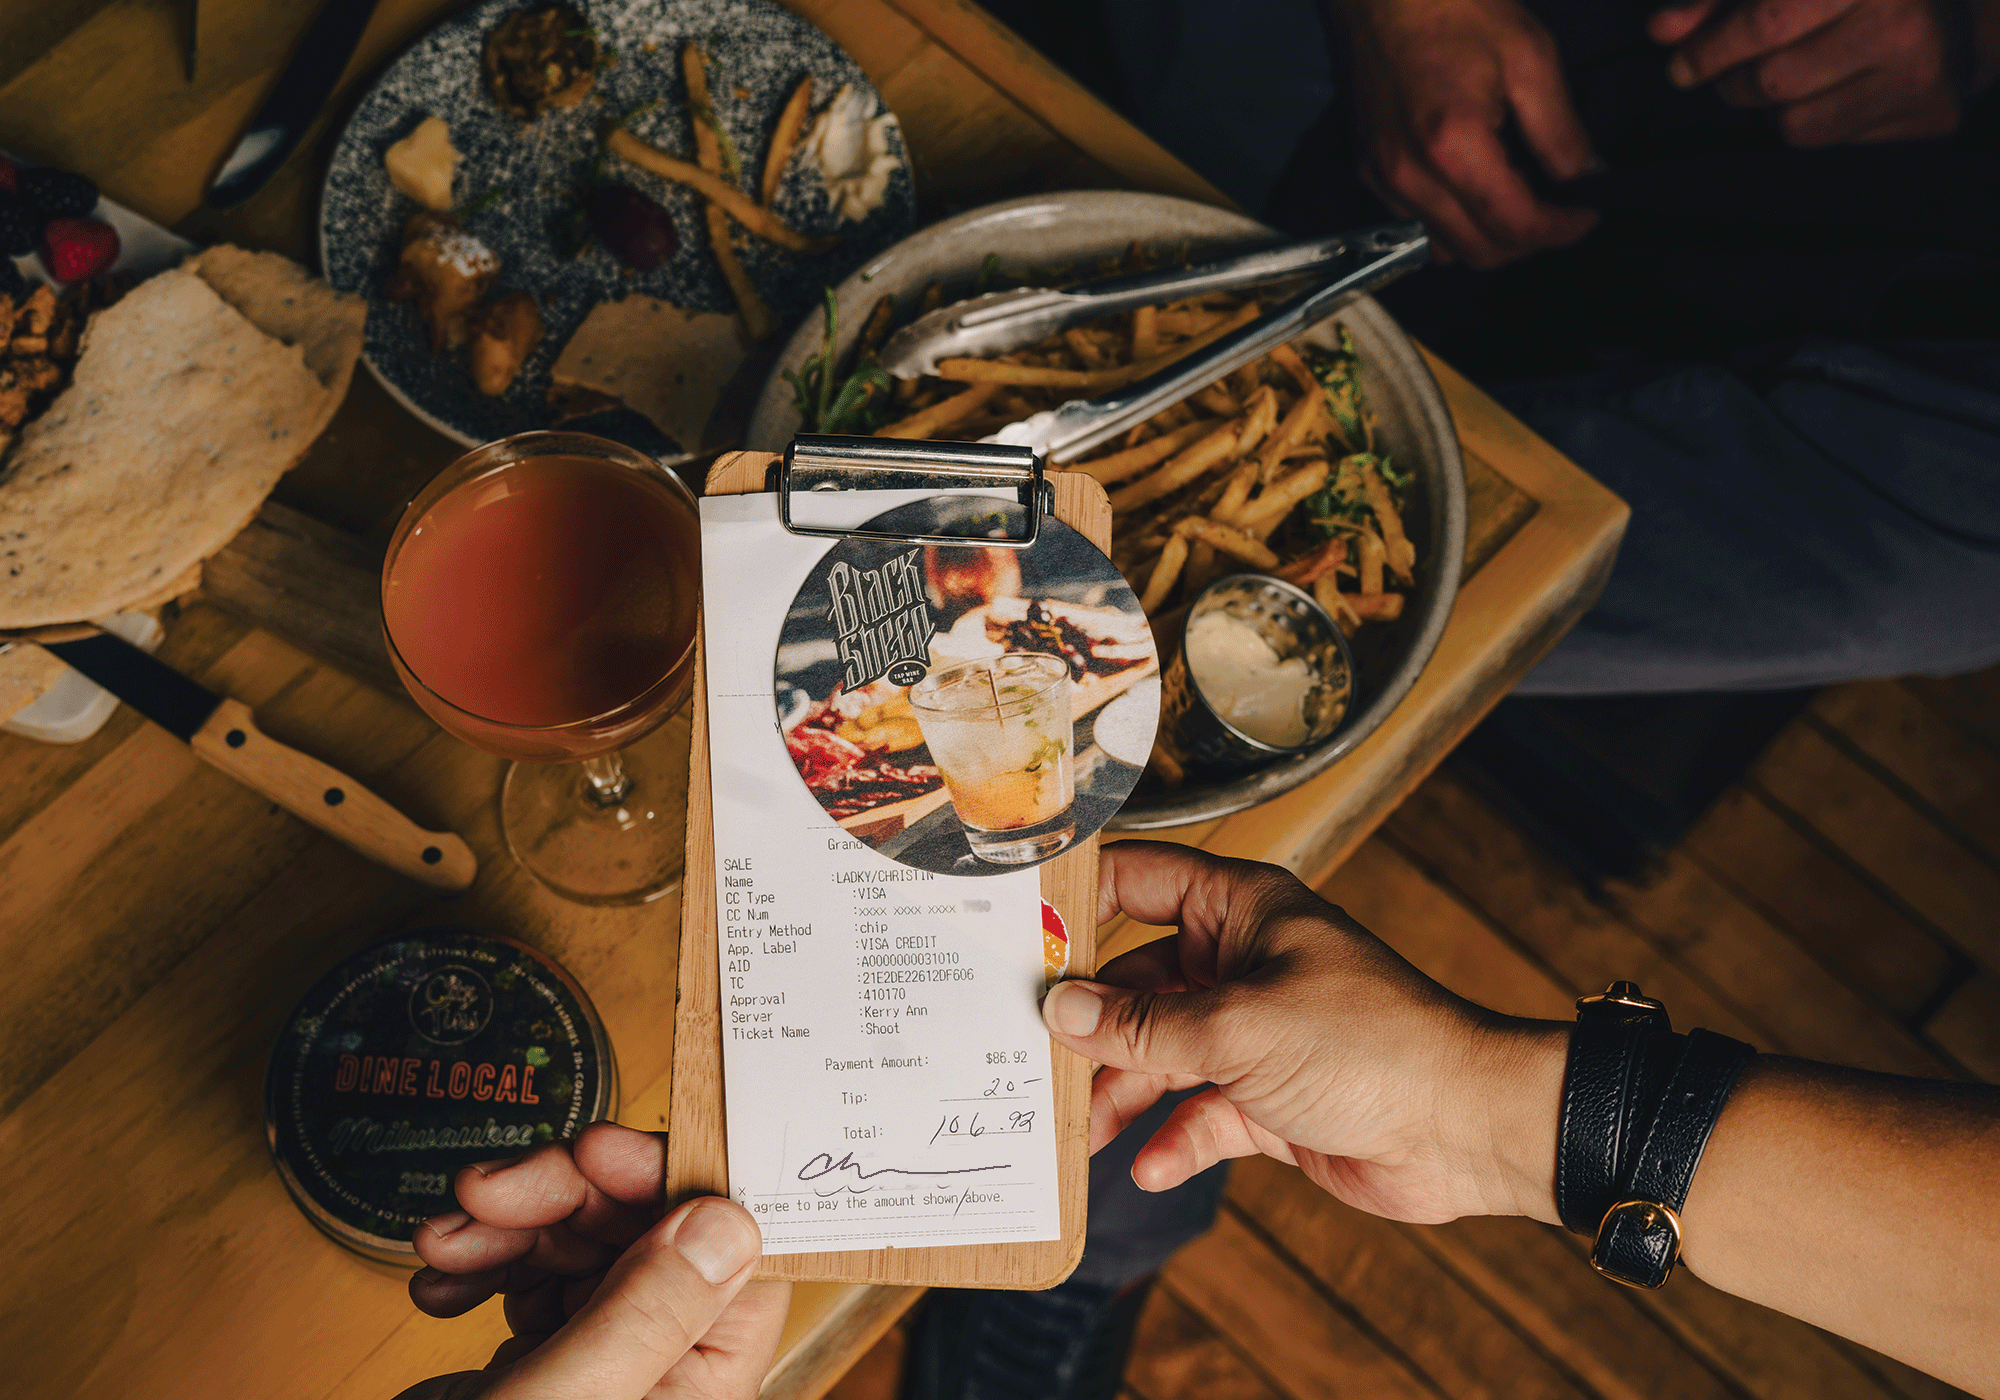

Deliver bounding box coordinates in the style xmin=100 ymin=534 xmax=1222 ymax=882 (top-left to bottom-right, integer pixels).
xmin=1040 ymin=840 xmax=1567 ymax=1225
xmin=392 ymin=1122 xmax=790 ymax=1400
xmin=1337 ymin=0 xmax=1602 ymax=268
xmin=1649 ymin=0 xmax=1985 ymax=145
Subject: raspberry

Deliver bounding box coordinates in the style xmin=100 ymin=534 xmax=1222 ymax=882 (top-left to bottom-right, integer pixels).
xmin=0 ymin=197 xmax=36 ymax=258
xmin=0 ymin=156 xmax=18 ymax=198
xmin=39 ymin=216 xmax=119 ymax=284
xmin=20 ymin=167 xmax=98 ymax=220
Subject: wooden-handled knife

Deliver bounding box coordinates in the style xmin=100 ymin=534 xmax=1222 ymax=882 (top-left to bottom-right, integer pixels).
xmin=29 ymin=630 xmax=476 ymax=892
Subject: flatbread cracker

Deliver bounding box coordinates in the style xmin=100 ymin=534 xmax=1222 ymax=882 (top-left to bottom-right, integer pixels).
xmin=0 ymin=250 xmax=364 ymax=632
xmin=550 ymin=296 xmax=754 ymax=454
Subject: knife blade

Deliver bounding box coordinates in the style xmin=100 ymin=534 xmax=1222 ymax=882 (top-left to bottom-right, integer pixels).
xmin=38 ymin=631 xmax=476 ymax=892
xmin=876 ymin=231 xmax=1402 ymax=380
xmin=984 ymin=225 xmax=1431 ymax=463
xmin=205 ymin=0 xmax=384 ymax=209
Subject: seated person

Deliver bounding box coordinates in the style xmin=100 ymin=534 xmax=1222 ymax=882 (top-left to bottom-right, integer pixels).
xmin=395 ymin=844 xmax=2000 ymax=1399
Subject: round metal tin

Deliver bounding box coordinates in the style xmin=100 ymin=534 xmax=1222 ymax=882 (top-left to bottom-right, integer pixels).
xmin=265 ymin=927 xmax=617 ymax=1263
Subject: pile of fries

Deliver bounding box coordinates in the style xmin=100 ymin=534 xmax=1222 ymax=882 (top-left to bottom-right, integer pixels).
xmin=820 ymin=266 xmax=1418 ymax=640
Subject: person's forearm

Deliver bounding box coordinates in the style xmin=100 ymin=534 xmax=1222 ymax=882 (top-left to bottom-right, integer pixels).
xmin=1677 ymin=1059 xmax=2000 ymax=1396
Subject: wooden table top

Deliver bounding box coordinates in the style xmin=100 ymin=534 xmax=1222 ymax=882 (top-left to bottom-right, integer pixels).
xmin=0 ymin=2 xmax=1627 ymax=1396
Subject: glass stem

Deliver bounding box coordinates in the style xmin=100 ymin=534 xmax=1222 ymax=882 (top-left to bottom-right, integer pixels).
xmin=581 ymin=751 xmax=632 ymax=807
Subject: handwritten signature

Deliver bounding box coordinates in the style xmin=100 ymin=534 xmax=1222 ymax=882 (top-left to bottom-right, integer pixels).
xmin=796 ymin=1150 xmax=1011 ymax=1197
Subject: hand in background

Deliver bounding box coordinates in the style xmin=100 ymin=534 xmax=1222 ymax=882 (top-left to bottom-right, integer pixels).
xmin=1650 ymin=0 xmax=1988 ymax=145
xmin=1336 ymin=0 xmax=1601 ymax=268
xmin=393 ymin=1122 xmax=790 ymax=1400
xmin=1040 ymin=841 xmax=1567 ymax=1226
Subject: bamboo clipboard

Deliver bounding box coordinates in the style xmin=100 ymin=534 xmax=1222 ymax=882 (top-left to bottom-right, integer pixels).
xmin=666 ymin=449 xmax=1104 ymax=1289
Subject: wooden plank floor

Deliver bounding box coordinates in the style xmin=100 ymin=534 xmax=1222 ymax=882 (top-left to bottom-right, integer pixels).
xmin=829 ymin=664 xmax=1999 ymax=1400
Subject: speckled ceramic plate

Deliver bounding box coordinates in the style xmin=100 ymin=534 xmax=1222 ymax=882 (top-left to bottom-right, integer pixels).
xmin=321 ymin=0 xmax=915 ymax=447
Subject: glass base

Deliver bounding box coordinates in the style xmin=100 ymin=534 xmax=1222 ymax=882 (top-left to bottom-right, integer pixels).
xmin=965 ymin=819 xmax=1076 ymax=866
xmin=501 ymin=709 xmax=692 ymax=905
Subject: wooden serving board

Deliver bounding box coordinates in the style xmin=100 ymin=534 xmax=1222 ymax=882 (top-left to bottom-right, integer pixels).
xmin=667 ymin=450 xmax=1104 ymax=1289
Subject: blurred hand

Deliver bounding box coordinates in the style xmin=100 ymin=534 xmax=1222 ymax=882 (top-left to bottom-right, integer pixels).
xmin=393 ymin=1122 xmax=790 ymax=1400
xmin=1338 ymin=0 xmax=1601 ymax=268
xmin=1041 ymin=842 xmax=1567 ymax=1226
xmin=1650 ymin=0 xmax=1974 ymax=145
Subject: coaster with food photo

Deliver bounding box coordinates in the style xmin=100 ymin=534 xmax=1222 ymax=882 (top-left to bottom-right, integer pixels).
xmin=321 ymin=0 xmax=915 ymax=453
xmin=774 ymin=494 xmax=1158 ymax=877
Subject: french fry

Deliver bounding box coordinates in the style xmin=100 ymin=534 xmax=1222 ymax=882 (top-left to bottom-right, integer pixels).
xmin=1139 ymin=534 xmax=1190 ymax=614
xmin=918 ymin=282 xmax=945 ymax=315
xmin=1233 ymin=458 xmax=1332 ymax=534
xmin=1359 ymin=461 xmax=1416 ymax=580
xmin=1131 ymin=303 xmax=1158 ymax=359
xmin=760 ymin=74 xmax=814 ymax=206
xmin=858 ymin=295 xmax=896 ymax=357
xmin=1109 ymin=418 xmax=1244 ymax=513
xmin=1252 ymin=389 xmax=1329 ymax=483
xmin=1354 ymin=522 xmax=1387 ymax=595
xmin=1212 ymin=460 xmax=1258 ymax=522
xmin=937 ymin=303 xmax=1257 ymax=393
xmin=1351 ymin=590 xmax=1405 ymax=621
xmin=1174 ymin=516 xmax=1281 ymax=570
xmin=1193 ymin=383 xmax=1239 ymax=416
xmin=1269 ymin=343 xmax=1318 ymax=396
xmin=1228 ymin=362 xmax=1263 ymax=402
xmin=1278 ymin=536 xmax=1347 ymax=586
xmin=878 ymin=381 xmax=1000 ymax=438
xmin=1235 ymin=384 xmax=1279 ymax=456
xmin=1069 ymin=419 xmax=1211 ymax=482
xmin=607 ymin=128 xmax=837 ymax=253
xmin=1313 ymin=574 xmax=1363 ymax=634
xmin=684 ymin=44 xmax=777 ymax=341
xmin=1064 ymin=327 xmax=1114 ymax=370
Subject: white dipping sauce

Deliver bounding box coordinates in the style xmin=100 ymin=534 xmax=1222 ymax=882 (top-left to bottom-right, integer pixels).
xmin=1184 ymin=610 xmax=1317 ymax=748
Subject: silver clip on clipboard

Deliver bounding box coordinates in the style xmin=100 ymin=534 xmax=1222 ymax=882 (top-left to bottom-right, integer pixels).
xmin=775 ymin=434 xmax=1050 ymax=549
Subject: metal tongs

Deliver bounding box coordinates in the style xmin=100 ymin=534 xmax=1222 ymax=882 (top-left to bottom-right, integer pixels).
xmin=876 ymin=221 xmax=1430 ymax=464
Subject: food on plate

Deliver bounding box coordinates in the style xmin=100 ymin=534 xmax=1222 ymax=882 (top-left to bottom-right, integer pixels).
xmin=0 ymin=247 xmax=365 ymax=633
xmin=1182 ymin=607 xmax=1318 ymax=748
xmin=804 ymin=259 xmax=1418 ymax=643
xmin=585 ymin=182 xmax=678 ymax=270
xmin=801 ymin=83 xmax=900 ymax=223
xmin=467 ymin=290 xmax=545 ymax=395
xmin=384 ymin=116 xmax=460 ymax=212
xmin=38 ymin=216 xmax=119 ymax=284
xmin=0 ymin=199 xmax=36 ymax=258
xmin=18 ymin=167 xmax=97 ymax=221
xmin=483 ymin=6 xmax=606 ymax=119
xmin=548 ymin=294 xmax=755 ymax=452
xmin=832 ymin=690 xmax=925 ymax=754
xmin=0 ymin=277 xmax=131 ymax=460
xmin=384 ymin=212 xmax=500 ymax=351
xmin=761 ymin=75 xmax=814 ymax=207
xmin=785 ymin=686 xmax=943 ymax=820
xmin=605 ymin=128 xmax=837 ymax=256
xmin=781 ymin=289 xmax=892 ymax=436
xmin=683 ymin=41 xmax=775 ymax=341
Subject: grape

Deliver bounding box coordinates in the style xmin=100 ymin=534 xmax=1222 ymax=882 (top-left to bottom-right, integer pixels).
xmin=586 ymin=183 xmax=677 ymax=271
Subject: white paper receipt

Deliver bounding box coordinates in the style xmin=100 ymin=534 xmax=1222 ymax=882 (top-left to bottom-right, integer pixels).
xmin=699 ymin=492 xmax=1062 ymax=1254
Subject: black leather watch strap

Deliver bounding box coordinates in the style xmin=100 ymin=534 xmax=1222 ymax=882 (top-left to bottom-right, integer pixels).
xmin=1591 ymin=1027 xmax=1756 ymax=1289
xmin=1556 ymin=983 xmax=1672 ymax=1234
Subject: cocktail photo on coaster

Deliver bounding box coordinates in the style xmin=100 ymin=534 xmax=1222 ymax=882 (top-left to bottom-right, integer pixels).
xmin=775 ymin=495 xmax=1159 ymax=875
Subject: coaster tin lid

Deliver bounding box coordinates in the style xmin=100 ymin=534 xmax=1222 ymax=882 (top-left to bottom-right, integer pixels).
xmin=265 ymin=927 xmax=618 ymax=1262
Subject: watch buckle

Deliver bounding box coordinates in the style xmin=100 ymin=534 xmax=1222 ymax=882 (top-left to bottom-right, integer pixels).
xmin=1576 ymin=981 xmax=1666 ymax=1016
xmin=1590 ymin=1198 xmax=1683 ymax=1289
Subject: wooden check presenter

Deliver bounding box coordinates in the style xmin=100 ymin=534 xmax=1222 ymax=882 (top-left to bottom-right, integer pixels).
xmin=667 ymin=448 xmax=1103 ymax=1289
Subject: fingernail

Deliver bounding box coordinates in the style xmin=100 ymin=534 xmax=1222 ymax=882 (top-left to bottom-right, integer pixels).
xmin=675 ymin=1202 xmax=760 ymax=1284
xmin=411 ymin=1266 xmax=445 ymax=1285
xmin=469 ymin=1157 xmax=518 ymax=1176
xmin=1044 ymin=981 xmax=1103 ymax=1038
xmin=423 ymin=1210 xmax=471 ymax=1239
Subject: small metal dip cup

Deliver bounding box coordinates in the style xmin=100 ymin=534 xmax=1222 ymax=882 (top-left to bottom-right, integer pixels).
xmin=1159 ymin=574 xmax=1356 ymax=778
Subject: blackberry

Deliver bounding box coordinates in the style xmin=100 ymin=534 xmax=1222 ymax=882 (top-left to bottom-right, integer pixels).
xmin=0 ymin=257 xmax=23 ymax=302
xmin=20 ymin=167 xmax=97 ymax=220
xmin=0 ymin=197 xmax=37 ymax=258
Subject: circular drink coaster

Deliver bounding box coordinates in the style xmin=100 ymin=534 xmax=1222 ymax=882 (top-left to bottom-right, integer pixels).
xmin=265 ymin=927 xmax=617 ymax=1263
xmin=775 ymin=496 xmax=1159 ymax=876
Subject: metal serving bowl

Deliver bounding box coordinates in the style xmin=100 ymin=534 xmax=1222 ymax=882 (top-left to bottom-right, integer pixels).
xmin=748 ymin=190 xmax=1466 ymax=828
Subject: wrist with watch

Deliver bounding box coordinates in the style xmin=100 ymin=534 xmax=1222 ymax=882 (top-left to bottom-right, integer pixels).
xmin=1555 ymin=981 xmax=1756 ymax=1289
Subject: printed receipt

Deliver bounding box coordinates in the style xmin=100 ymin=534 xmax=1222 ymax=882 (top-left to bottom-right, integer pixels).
xmin=699 ymin=492 xmax=1062 ymax=1254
